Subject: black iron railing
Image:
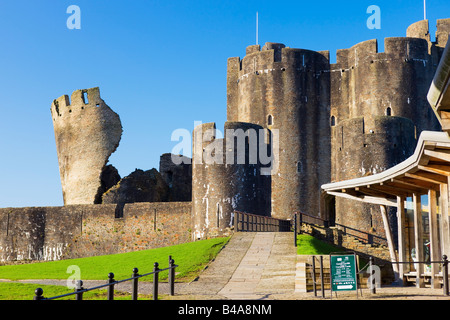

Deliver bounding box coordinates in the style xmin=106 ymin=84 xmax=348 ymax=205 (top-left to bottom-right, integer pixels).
xmin=33 ymin=256 xmax=178 ymax=300
xmin=234 ymin=211 xmax=291 ymax=232
xmin=294 ymin=211 xmax=386 ymax=246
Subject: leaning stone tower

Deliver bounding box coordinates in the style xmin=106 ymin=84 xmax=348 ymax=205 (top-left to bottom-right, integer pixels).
xmin=51 ymin=87 xmax=123 ymax=205
xmin=227 ymin=43 xmax=331 ymax=220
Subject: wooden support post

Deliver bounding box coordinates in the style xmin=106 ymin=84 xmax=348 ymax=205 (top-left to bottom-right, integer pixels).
xmin=441 ymin=181 xmax=450 ymax=258
xmin=413 ymin=193 xmax=425 ymax=288
xmin=428 ymin=189 xmax=441 ymax=288
xmin=380 ymin=205 xmax=399 ymax=282
xmin=397 ymin=196 xmax=406 ymax=285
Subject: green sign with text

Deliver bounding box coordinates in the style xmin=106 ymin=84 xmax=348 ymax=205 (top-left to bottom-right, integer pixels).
xmin=330 ymin=254 xmax=357 ymax=292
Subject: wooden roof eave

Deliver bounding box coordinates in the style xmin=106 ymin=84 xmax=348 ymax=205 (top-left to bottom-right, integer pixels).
xmin=322 ymin=131 xmax=450 ymax=205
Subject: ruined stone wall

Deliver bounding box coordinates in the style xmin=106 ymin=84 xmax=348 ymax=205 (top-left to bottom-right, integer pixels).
xmin=0 ymin=202 xmax=192 ymax=262
xmin=159 ymin=153 xmax=192 ymax=202
xmin=51 ymin=87 xmax=123 ymax=205
xmin=227 ymin=43 xmax=331 ymax=220
xmin=191 ymin=122 xmax=271 ymax=239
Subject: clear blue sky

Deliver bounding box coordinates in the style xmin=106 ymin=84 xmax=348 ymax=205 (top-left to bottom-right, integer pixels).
xmin=0 ymin=0 xmax=448 ymax=208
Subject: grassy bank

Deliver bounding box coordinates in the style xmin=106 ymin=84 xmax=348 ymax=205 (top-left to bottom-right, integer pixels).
xmin=0 ymin=237 xmax=229 ymax=282
xmin=296 ymin=234 xmax=345 ymax=255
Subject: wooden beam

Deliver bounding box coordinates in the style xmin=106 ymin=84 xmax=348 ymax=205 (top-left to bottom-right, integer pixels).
xmin=418 ymin=164 xmax=450 ymax=176
xmin=380 ymin=205 xmax=399 ymax=282
xmin=399 ymin=177 xmax=440 ymax=191
xmin=385 ymin=180 xmax=428 ymax=195
xmin=358 ymin=186 xmax=397 ymax=200
xmin=413 ymin=193 xmax=425 ymax=288
xmin=405 ymin=171 xmax=448 ymax=184
xmin=428 ymin=189 xmax=441 ymax=288
xmin=424 ymin=149 xmax=450 ymax=162
xmin=369 ymin=184 xmax=412 ymax=198
xmin=397 ymin=196 xmax=406 ymax=286
xmin=326 ymin=191 xmax=397 ymax=207
xmin=440 ymin=181 xmax=450 ymax=257
xmin=391 ymin=179 xmax=430 ymax=194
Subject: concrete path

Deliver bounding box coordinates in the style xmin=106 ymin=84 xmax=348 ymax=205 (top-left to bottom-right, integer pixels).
xmin=179 ymin=232 xmax=297 ymax=300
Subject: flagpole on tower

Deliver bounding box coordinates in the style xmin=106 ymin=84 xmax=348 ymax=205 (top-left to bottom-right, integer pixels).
xmin=424 ymin=0 xmax=427 ymax=20
xmin=256 ymin=11 xmax=259 ymax=45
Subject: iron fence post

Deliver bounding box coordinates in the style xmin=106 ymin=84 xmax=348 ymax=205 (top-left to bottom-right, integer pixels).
xmin=299 ymin=212 xmax=303 ymax=234
xmin=132 ymin=268 xmax=139 ymax=300
xmin=75 ymin=280 xmax=84 ymax=300
xmin=294 ymin=213 xmax=298 ymax=247
xmin=320 ymin=255 xmax=325 ymax=298
xmin=34 ymin=288 xmax=44 ymax=300
xmin=153 ymin=262 xmax=159 ymax=300
xmin=369 ymin=257 xmax=376 ymax=294
xmin=443 ymin=255 xmax=449 ymax=296
xmin=107 ymin=272 xmax=115 ymax=301
xmin=312 ymin=256 xmax=316 ymax=296
xmin=169 ymin=256 xmax=175 ymax=296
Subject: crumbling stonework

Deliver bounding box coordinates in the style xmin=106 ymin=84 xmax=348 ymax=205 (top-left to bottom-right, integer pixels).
xmin=102 ymin=169 xmax=169 ymax=204
xmin=51 ymin=87 xmax=123 ymax=205
xmin=159 ymin=153 xmax=192 ymax=202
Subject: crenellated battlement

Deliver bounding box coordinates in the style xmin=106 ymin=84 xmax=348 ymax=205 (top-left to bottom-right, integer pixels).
xmin=437 ymin=18 xmax=450 ymax=48
xmin=51 ymin=87 xmax=104 ymax=119
xmin=331 ymin=37 xmax=430 ymax=71
xmin=228 ymin=42 xmax=330 ymax=80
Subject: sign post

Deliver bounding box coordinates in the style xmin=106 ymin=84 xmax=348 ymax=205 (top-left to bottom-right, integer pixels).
xmin=330 ymin=253 xmax=358 ymax=298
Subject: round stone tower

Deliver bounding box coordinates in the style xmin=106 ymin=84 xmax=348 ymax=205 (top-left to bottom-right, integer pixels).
xmin=227 ymin=43 xmax=331 ymax=220
xmin=330 ymin=21 xmax=445 ymax=237
xmin=192 ymin=121 xmax=271 ymax=239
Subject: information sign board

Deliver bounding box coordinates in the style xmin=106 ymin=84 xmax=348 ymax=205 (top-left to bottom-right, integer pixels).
xmin=330 ymin=254 xmax=357 ymax=292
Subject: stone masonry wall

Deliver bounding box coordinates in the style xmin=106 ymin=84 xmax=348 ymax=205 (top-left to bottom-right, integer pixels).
xmin=0 ymin=202 xmax=192 ymax=262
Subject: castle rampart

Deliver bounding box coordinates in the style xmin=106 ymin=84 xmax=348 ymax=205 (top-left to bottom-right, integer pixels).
xmin=0 ymin=202 xmax=192 ymax=262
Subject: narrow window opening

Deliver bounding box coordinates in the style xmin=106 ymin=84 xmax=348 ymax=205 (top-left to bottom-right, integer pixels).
xmin=330 ymin=116 xmax=336 ymax=127
xmin=268 ymin=115 xmax=273 ymax=126
xmin=386 ymin=107 xmax=392 ymax=116
xmin=297 ymin=161 xmax=302 ymax=173
xmin=83 ymin=91 xmax=89 ymax=104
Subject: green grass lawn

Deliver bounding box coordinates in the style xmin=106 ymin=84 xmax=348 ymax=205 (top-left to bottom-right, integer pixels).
xmin=0 ymin=237 xmax=229 ymax=282
xmin=296 ymin=234 xmax=345 ymax=255
xmin=0 ymin=237 xmax=229 ymax=300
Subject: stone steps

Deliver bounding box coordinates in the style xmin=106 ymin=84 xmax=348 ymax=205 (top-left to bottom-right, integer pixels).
xmin=295 ymin=255 xmax=369 ymax=293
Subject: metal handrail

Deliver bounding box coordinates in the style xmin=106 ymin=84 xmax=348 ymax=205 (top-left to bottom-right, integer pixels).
xmin=34 ymin=256 xmax=178 ymax=300
xmin=234 ymin=211 xmax=291 ymax=232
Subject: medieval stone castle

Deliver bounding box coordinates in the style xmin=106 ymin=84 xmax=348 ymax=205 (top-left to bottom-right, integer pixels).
xmin=1 ymin=19 xmax=450 ymax=262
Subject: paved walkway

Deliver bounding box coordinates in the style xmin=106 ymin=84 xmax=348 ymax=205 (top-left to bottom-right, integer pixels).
xmin=178 ymin=232 xmax=297 ymax=300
